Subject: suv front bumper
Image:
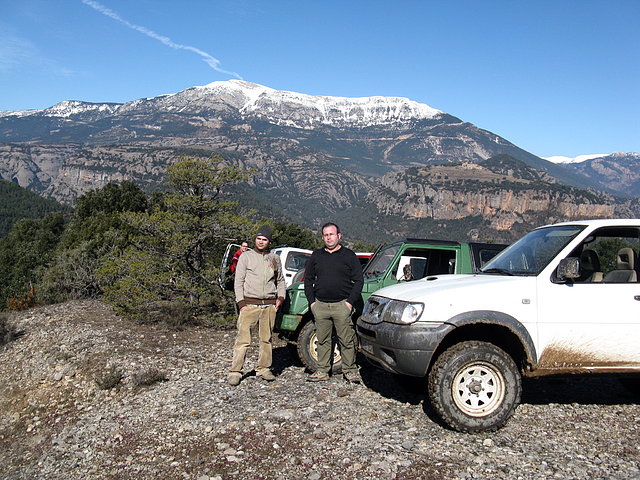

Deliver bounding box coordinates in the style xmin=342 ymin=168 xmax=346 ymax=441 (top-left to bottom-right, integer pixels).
xmin=356 ymin=317 xmax=453 ymax=377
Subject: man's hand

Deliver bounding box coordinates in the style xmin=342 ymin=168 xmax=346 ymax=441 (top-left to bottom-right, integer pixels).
xmin=275 ymin=299 xmax=282 ymax=310
xmin=345 ymin=301 xmax=352 ymax=311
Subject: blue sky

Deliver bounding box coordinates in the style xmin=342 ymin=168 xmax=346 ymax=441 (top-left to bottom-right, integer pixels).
xmin=1 ymin=0 xmax=638 ymax=158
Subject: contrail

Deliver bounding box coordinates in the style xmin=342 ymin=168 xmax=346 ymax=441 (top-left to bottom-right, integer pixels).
xmin=81 ymin=0 xmax=242 ymax=79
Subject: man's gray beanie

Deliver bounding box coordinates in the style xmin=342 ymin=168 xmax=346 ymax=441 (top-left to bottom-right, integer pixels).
xmin=256 ymin=225 xmax=273 ymax=241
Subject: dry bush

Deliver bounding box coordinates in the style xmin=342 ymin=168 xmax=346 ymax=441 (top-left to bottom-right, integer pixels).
xmin=7 ymin=285 xmax=37 ymax=311
xmin=0 ymin=312 xmax=20 ymax=346
xmin=132 ymin=367 xmax=168 ymax=388
xmin=94 ymin=365 xmax=124 ymax=390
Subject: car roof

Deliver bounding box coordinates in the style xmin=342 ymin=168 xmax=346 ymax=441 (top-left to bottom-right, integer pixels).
xmin=536 ymin=219 xmax=640 ymax=229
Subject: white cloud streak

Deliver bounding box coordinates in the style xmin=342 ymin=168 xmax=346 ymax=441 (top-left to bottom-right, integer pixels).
xmin=81 ymin=0 xmax=242 ymax=79
xmin=0 ymin=35 xmax=34 ymax=72
xmin=0 ymin=32 xmax=75 ymax=76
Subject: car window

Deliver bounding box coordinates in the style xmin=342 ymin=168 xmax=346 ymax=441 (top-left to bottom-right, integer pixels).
xmin=478 ymin=248 xmax=501 ymax=267
xmin=364 ymin=244 xmax=400 ymax=278
xmin=568 ymin=227 xmax=640 ymax=283
xmin=392 ymin=248 xmax=456 ymax=280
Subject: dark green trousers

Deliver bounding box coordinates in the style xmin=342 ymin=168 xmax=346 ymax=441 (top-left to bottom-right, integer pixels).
xmin=310 ymin=300 xmax=357 ymax=374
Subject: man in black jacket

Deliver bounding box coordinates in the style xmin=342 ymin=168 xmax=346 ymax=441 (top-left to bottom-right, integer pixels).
xmin=304 ymin=222 xmax=364 ymax=383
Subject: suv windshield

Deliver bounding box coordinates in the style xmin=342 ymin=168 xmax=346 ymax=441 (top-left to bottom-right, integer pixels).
xmin=363 ymin=244 xmax=400 ymax=278
xmin=480 ymin=225 xmax=585 ymax=276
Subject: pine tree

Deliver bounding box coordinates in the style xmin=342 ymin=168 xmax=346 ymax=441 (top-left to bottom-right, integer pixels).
xmin=98 ymin=156 xmax=255 ymax=323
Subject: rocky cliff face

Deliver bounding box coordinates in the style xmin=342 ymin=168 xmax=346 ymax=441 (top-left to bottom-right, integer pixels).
xmin=1 ymin=141 xmax=637 ymax=242
xmin=0 ymin=144 xmax=176 ymax=202
xmin=0 ymin=141 xmax=370 ymax=214
xmin=366 ymin=159 xmax=629 ymax=232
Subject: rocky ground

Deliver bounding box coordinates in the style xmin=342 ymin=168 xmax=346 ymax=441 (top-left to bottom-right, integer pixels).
xmin=1 ymin=300 xmax=639 ymax=480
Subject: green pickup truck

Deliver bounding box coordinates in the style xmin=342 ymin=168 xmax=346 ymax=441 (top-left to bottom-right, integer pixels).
xmin=275 ymin=239 xmax=508 ymax=372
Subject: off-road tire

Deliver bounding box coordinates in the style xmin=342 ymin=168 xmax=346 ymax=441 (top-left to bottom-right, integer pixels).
xmin=296 ymin=321 xmax=343 ymax=373
xmin=428 ymin=341 xmax=521 ymax=433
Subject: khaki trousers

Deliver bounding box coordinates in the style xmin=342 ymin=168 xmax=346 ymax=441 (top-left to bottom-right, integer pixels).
xmin=310 ymin=300 xmax=357 ymax=375
xmin=230 ymin=305 xmax=276 ymax=376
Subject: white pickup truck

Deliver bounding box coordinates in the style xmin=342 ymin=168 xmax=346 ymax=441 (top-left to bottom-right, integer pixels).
xmin=357 ymin=219 xmax=640 ymax=432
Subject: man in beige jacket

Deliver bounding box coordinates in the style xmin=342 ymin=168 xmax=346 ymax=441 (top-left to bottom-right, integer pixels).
xmin=228 ymin=225 xmax=285 ymax=386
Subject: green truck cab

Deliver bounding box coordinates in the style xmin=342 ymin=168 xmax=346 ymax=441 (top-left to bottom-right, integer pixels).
xmin=275 ymin=239 xmax=508 ymax=372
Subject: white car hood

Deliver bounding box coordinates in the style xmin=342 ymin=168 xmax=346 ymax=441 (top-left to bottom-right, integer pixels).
xmin=371 ymin=274 xmax=528 ymax=303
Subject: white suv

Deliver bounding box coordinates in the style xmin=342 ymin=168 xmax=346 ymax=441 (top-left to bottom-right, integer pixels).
xmin=357 ymin=219 xmax=640 ymax=432
xmin=272 ymin=247 xmax=313 ymax=287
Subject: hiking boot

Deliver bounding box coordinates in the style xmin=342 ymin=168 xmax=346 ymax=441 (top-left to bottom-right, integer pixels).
xmin=343 ymin=371 xmax=361 ymax=384
xmin=306 ymin=371 xmax=329 ymax=382
xmin=258 ymin=370 xmax=276 ymax=382
xmin=227 ymin=373 xmax=241 ymax=386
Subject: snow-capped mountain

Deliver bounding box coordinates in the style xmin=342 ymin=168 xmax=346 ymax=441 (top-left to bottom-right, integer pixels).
xmin=0 ymin=79 xmax=581 ymax=184
xmin=176 ymin=80 xmax=443 ymax=128
xmin=1 ymin=80 xmax=442 ymax=129
xmin=545 ymin=154 xmax=609 ymax=164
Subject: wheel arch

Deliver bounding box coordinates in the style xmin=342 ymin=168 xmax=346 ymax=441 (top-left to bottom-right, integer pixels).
xmin=293 ymin=311 xmax=314 ymax=338
xmin=429 ymin=310 xmax=537 ymax=374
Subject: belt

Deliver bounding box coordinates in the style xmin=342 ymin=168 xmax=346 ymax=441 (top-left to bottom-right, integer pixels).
xmin=244 ymin=297 xmax=277 ymax=306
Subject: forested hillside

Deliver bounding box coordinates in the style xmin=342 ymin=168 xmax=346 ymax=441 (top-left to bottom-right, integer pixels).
xmin=0 ymin=157 xmax=323 ymax=318
xmin=0 ymin=179 xmax=70 ymax=238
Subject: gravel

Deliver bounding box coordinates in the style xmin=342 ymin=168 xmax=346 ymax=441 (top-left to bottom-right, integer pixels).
xmin=1 ymin=300 xmax=639 ymax=480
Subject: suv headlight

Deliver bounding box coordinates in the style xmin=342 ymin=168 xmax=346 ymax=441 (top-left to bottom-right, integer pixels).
xmin=382 ymin=300 xmax=424 ymax=324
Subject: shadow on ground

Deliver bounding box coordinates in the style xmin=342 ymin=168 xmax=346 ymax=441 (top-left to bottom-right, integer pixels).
xmin=359 ymin=357 xmax=640 ymax=418
xmin=271 ymin=345 xmax=303 ymax=376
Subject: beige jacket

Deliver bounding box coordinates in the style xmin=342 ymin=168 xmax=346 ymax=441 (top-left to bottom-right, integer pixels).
xmin=234 ymin=249 xmax=286 ymax=308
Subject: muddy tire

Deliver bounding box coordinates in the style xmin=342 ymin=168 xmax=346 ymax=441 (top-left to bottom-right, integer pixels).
xmin=296 ymin=321 xmax=343 ymax=373
xmin=428 ymin=341 xmax=521 ymax=433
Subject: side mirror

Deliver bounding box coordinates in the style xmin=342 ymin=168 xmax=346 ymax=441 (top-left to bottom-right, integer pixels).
xmin=556 ymin=257 xmax=580 ymax=282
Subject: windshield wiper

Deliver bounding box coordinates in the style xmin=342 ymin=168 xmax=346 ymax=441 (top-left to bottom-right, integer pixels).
xmin=480 ymin=268 xmax=514 ymax=276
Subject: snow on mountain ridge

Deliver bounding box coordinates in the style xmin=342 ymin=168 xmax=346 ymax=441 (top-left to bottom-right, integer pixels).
xmin=0 ymin=100 xmax=121 ymax=119
xmin=545 ymin=154 xmax=608 ymax=164
xmin=195 ymin=80 xmax=443 ymax=128
xmin=43 ymin=100 xmax=122 ymax=118
xmin=0 ymin=109 xmax=38 ymax=118
xmin=1 ymin=80 xmax=442 ymax=128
